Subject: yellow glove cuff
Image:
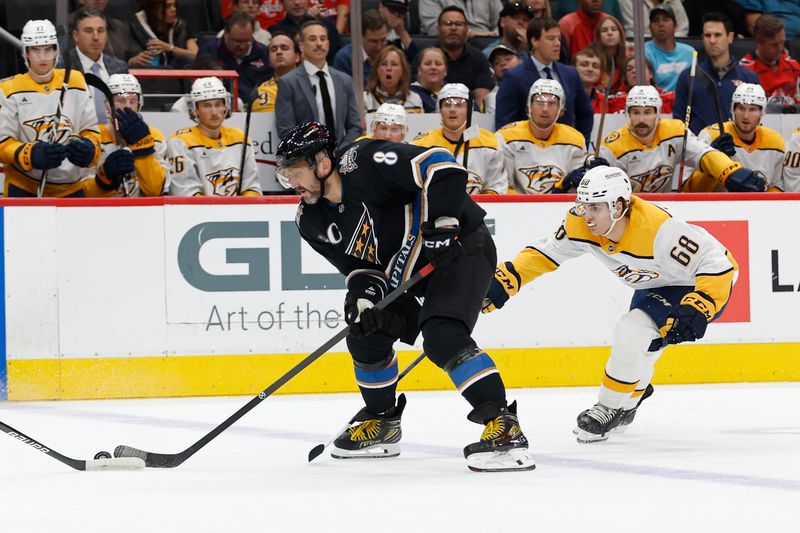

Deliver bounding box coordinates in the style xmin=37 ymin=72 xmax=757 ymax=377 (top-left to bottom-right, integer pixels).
xmin=495 ymin=261 xmax=521 ymax=298
xmin=680 ymin=291 xmax=716 ymax=321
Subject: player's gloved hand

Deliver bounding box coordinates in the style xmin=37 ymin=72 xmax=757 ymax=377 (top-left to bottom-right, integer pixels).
xmin=481 ymin=262 xmax=521 ymax=313
xmin=710 ymin=132 xmax=736 ymax=157
xmin=65 ymin=137 xmax=97 ymax=167
xmin=344 ymin=271 xmax=388 ymax=338
xmin=117 ymin=108 xmax=150 ymax=146
xmin=30 ymin=142 xmax=67 ymax=170
xmin=96 ymin=149 xmax=134 ymax=190
xmin=554 ymin=166 xmax=585 ymax=193
xmin=421 ymin=220 xmax=462 ymax=270
xmin=585 ymin=155 xmax=610 ymax=170
xmin=661 ymin=304 xmax=708 ymax=345
xmin=724 ymin=167 xmax=765 ymax=192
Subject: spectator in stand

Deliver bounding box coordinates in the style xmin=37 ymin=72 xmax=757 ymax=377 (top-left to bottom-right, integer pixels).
xmin=379 ymin=0 xmax=418 ymax=66
xmin=684 ymin=0 xmax=749 ymax=38
xmin=618 ymin=0 xmax=688 ymax=38
xmin=275 ymin=20 xmax=361 ymax=144
xmin=559 ymin=0 xmax=608 ymax=58
xmin=128 ymin=0 xmax=197 ymax=67
xmin=217 ymin=0 xmax=272 ymax=46
xmin=308 ymin=0 xmax=349 ymax=35
xmin=644 ymin=4 xmax=694 ymax=93
xmin=526 ymin=0 xmax=552 ymax=18
xmin=199 ymin=12 xmax=271 ymax=103
xmin=622 ymin=55 xmax=674 ymax=113
xmin=419 ymin=0 xmax=504 ymax=38
xmin=70 ymin=0 xmax=132 ymax=60
xmin=252 ymin=31 xmax=301 ymax=112
xmin=333 ymin=9 xmax=388 ymax=78
xmin=589 ymin=15 xmax=627 ymax=93
xmin=436 ymin=6 xmax=495 ymax=107
xmin=221 ymin=0 xmax=285 ymax=31
xmin=555 ymin=0 xmax=622 ymax=21
xmin=271 ymin=0 xmax=341 ymax=63
xmin=484 ymin=45 xmax=524 ymax=113
xmin=674 ymin=12 xmax=759 ymax=134
xmin=495 ymin=16 xmax=593 ymax=140
xmin=482 ymin=2 xmax=534 ymax=58
xmin=363 ymin=45 xmax=424 ymax=113
xmin=573 ymin=48 xmax=603 ymax=111
xmin=738 ymin=0 xmax=800 ymax=40
xmin=740 ymin=15 xmax=800 ymax=106
xmin=410 ymin=47 xmax=448 ymax=112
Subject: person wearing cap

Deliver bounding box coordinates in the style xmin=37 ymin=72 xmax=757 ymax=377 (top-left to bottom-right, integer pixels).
xmin=482 ymin=2 xmax=534 ymax=58
xmin=419 ymin=0 xmax=504 ymax=37
xmin=412 ymin=83 xmax=508 ymax=194
xmin=618 ymin=0 xmax=688 ymax=38
xmin=643 ymin=4 xmax=694 ymax=92
xmin=369 ymin=103 xmax=408 ymax=142
xmin=559 ymin=0 xmax=608 ymax=58
xmin=684 ymin=83 xmax=786 ymax=192
xmin=483 ymin=45 xmax=523 ymax=114
xmin=497 ymin=78 xmax=586 ymax=194
xmin=379 ymin=0 xmax=418 ymax=65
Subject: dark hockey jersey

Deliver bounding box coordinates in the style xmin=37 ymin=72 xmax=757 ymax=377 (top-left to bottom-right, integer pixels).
xmin=295 ymin=139 xmax=487 ymax=288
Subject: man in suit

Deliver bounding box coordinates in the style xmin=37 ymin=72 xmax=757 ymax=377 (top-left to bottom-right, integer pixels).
xmin=276 ymin=20 xmax=362 ymax=146
xmin=495 ymin=17 xmax=593 ymax=142
xmin=70 ymin=0 xmax=133 ymax=61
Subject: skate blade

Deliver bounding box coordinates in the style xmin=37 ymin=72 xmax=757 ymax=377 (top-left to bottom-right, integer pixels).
xmin=611 ymin=424 xmax=630 ymax=434
xmin=466 ymin=448 xmax=536 ymax=473
xmin=574 ymin=427 xmax=610 ymax=443
xmin=330 ymin=443 xmax=400 ymax=459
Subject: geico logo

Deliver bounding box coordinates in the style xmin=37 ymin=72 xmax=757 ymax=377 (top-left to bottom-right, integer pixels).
xmin=373 ymin=151 xmax=398 ymax=165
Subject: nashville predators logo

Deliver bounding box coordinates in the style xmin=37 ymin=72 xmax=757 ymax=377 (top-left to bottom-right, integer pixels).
xmin=518 ymin=165 xmax=564 ymax=193
xmin=23 ymin=114 xmax=73 ymax=144
xmin=466 ymin=169 xmax=485 ymax=194
xmin=206 ymin=167 xmax=239 ymax=196
xmin=613 ymin=265 xmax=660 ymax=283
xmin=629 ymin=164 xmax=673 ymax=193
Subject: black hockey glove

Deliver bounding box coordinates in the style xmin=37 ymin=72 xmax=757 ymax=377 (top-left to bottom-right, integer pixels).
xmin=344 ymin=271 xmax=388 ymax=338
xmin=724 ymin=168 xmax=765 ymax=192
xmin=117 ymin=108 xmax=150 ymax=146
xmin=65 ymin=137 xmax=97 ymax=167
xmin=96 ymin=149 xmax=134 ymax=190
xmin=30 ymin=142 xmax=67 ymax=170
xmin=710 ymin=132 xmax=736 ymax=157
xmin=662 ymin=304 xmax=708 ymax=345
xmin=421 ymin=221 xmax=462 ymax=270
xmin=555 ymin=166 xmax=586 ymax=193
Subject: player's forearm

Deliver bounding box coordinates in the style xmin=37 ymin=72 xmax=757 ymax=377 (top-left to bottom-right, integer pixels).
xmin=134 ymin=155 xmax=167 ymax=196
xmin=699 ymin=150 xmax=741 ymax=185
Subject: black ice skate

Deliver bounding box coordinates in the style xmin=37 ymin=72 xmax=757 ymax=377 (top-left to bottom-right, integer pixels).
xmin=574 ymin=403 xmax=623 ymax=443
xmin=613 ymin=384 xmax=655 ymax=434
xmin=330 ymin=394 xmax=406 ymax=459
xmin=463 ymin=401 xmax=536 ymax=472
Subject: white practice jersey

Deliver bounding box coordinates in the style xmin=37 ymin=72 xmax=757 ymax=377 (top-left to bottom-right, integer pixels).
xmin=782 ymin=128 xmax=800 ymax=192
xmin=166 ymin=125 xmax=261 ymax=196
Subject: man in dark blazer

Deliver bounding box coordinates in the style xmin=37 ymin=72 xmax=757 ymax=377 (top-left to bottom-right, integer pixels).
xmin=276 ymin=20 xmax=362 ymax=146
xmin=67 ymin=7 xmax=129 ymax=76
xmin=495 ymin=17 xmax=593 ymax=142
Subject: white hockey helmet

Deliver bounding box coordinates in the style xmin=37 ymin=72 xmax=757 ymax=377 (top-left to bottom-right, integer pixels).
xmin=188 ymin=76 xmax=232 ymax=122
xmin=575 ymin=165 xmax=632 ymax=212
xmin=731 ymin=82 xmax=767 ymax=113
xmin=437 ymin=83 xmax=470 ymax=107
xmin=108 ymin=73 xmax=144 ymax=111
xmin=372 ymin=103 xmax=408 ymax=130
xmin=528 ymin=78 xmax=565 ymax=109
xmin=625 ymin=85 xmax=662 ymax=113
xmin=21 ymin=19 xmax=59 ymax=70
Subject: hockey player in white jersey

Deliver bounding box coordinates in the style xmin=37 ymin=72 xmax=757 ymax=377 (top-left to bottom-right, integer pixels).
xmin=86 ymin=73 xmax=169 ymax=196
xmin=0 ymin=19 xmax=100 ymax=197
xmin=596 ymin=85 xmax=764 ymax=193
xmin=685 ymin=84 xmax=785 ymax=192
xmin=483 ymin=166 xmax=739 ymax=443
xmin=412 ymin=83 xmax=507 ymax=194
xmin=370 ymin=103 xmax=407 ymax=143
xmin=496 ymin=79 xmax=586 ymax=194
xmin=783 ymin=128 xmax=800 ymax=192
xmin=167 ymin=77 xmax=261 ymax=196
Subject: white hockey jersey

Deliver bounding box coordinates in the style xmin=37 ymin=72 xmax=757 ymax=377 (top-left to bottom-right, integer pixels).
xmin=599 ymin=119 xmax=740 ymax=193
xmin=412 ymin=127 xmax=508 ymax=194
xmin=782 ymin=127 xmax=800 ymax=192
xmin=496 ymin=121 xmax=585 ymax=194
xmin=0 ymin=69 xmax=100 ymax=196
xmin=166 ymin=125 xmax=261 ymax=196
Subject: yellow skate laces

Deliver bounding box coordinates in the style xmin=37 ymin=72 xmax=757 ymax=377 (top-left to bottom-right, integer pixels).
xmin=348 ymin=419 xmax=381 ymax=441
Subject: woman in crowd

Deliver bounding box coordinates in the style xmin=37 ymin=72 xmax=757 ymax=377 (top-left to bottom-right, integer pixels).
xmin=526 ymin=0 xmax=552 ymax=18
xmin=590 ymin=15 xmax=627 ymax=94
xmin=128 ymin=0 xmax=198 ymax=67
xmin=363 ymin=45 xmax=424 ymax=113
xmin=410 ymin=47 xmax=447 ymax=113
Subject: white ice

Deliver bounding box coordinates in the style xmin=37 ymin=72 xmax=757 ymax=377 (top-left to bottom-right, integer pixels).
xmin=1 ymin=383 xmax=798 ymax=532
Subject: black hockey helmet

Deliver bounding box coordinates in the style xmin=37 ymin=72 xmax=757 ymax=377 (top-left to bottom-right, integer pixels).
xmin=276 ymin=121 xmax=337 ymax=170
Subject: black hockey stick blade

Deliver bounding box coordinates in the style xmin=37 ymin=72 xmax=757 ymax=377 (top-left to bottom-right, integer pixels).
xmin=0 ymin=419 xmax=144 ymax=471
xmin=115 ymin=263 xmax=435 ymax=468
xmin=307 ymin=352 xmax=427 ymax=462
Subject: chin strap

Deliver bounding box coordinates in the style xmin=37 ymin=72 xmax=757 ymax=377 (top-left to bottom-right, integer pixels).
xmin=602 ymin=204 xmax=630 ymax=237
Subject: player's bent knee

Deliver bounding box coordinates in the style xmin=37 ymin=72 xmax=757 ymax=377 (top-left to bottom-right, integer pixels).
xmin=421 ymin=317 xmax=474 ymax=368
xmin=613 ymin=309 xmax=660 ymax=354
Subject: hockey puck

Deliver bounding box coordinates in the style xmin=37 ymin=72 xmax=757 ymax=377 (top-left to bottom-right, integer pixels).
xmin=94 ymin=451 xmax=112 ymax=460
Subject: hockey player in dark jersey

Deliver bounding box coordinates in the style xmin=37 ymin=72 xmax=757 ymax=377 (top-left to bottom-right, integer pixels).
xmin=275 ymin=122 xmax=535 ymax=472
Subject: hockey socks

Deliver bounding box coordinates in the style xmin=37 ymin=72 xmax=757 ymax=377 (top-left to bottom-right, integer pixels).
xmin=353 ymin=353 xmax=399 ymax=415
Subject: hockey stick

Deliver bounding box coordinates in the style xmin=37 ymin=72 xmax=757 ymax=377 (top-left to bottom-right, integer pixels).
xmin=37 ymin=50 xmax=72 ymax=198
xmin=236 ymin=86 xmax=260 ymax=195
xmin=460 ymin=96 xmax=475 ymax=171
xmin=0 ymin=419 xmax=144 ymax=471
xmin=307 ymin=351 xmax=427 ymax=462
xmin=114 ymin=263 xmax=435 ymax=468
xmin=594 ymin=61 xmax=616 ymax=157
xmin=676 ymin=51 xmax=698 ymax=192
xmin=698 ymin=68 xmax=726 ymax=134
xmin=84 ymin=72 xmax=132 ymax=196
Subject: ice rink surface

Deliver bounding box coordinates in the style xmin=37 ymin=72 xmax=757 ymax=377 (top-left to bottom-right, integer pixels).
xmin=1 ymin=383 xmax=798 ymax=532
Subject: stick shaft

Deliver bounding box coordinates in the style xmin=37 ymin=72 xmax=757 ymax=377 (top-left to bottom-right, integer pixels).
xmin=677 ymin=51 xmax=699 ymax=192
